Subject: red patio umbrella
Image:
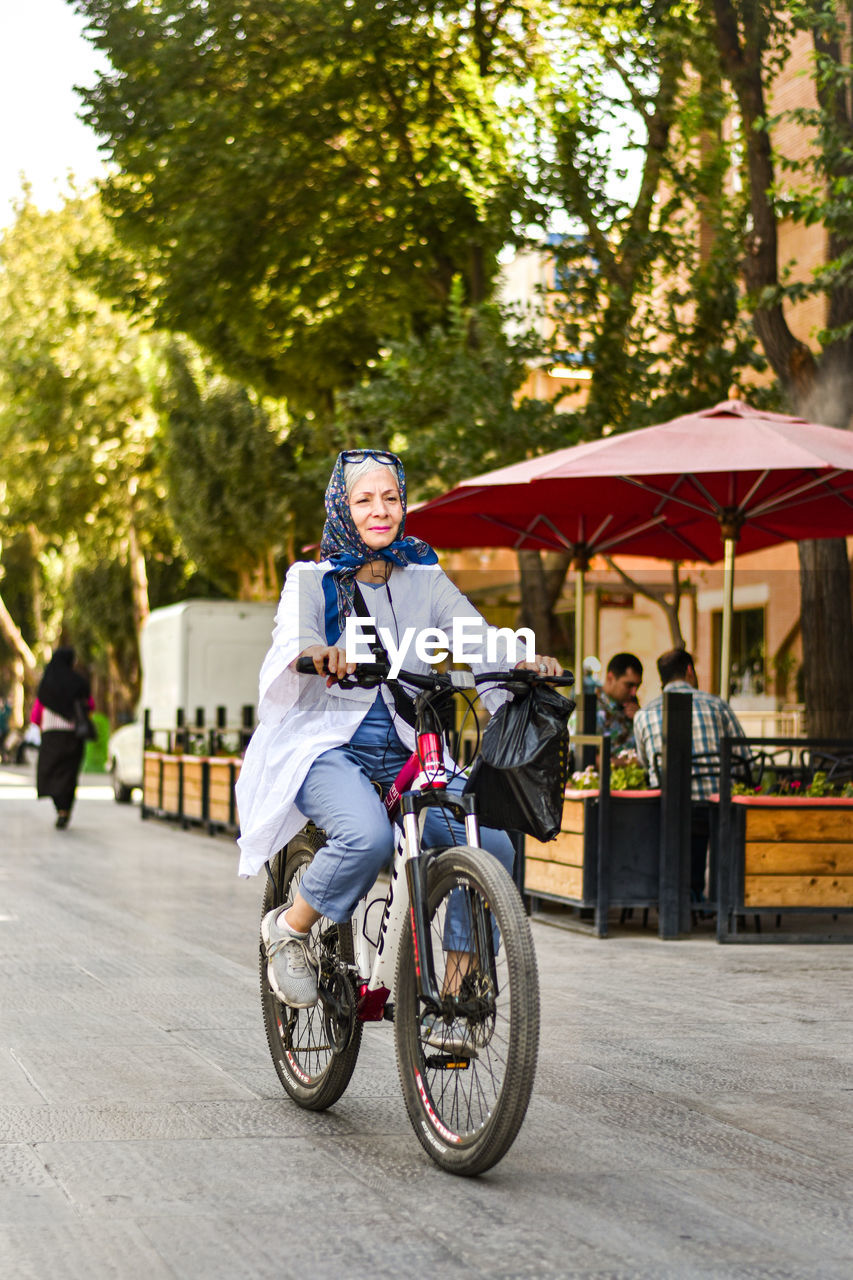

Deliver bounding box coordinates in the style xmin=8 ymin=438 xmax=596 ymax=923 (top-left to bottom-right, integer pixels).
xmin=407 ymin=400 xmax=853 ymax=697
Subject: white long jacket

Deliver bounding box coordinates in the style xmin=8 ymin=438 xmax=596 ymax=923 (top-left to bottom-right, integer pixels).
xmin=235 ymin=560 xmax=515 ymax=876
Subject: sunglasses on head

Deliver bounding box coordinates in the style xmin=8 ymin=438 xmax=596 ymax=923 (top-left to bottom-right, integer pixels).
xmin=341 ymin=449 xmax=398 ymax=466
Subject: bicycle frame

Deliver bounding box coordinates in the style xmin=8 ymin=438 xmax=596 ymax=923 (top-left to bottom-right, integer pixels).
xmin=291 ymin=655 xmax=571 ymax=1029
xmin=350 ymin=719 xmax=481 ymax=1023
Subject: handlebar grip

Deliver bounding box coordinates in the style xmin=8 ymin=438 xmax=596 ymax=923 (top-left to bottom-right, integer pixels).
xmin=475 ymin=667 xmax=575 ymax=688
xmin=295 ymin=656 xmax=328 ymax=675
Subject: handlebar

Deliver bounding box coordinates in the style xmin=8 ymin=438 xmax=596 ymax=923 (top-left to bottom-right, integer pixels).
xmin=294 ymin=655 xmax=574 ymax=692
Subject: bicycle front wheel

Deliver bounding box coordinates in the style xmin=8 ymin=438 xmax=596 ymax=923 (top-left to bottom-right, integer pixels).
xmin=394 ymin=844 xmax=539 ymax=1175
xmin=260 ymin=827 xmax=362 ymax=1111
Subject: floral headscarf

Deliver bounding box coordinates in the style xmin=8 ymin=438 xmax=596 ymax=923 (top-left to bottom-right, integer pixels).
xmin=320 ymin=451 xmax=437 ymax=643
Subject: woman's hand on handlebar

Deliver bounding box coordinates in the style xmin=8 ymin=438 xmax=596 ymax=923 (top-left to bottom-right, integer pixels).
xmin=292 ymin=644 xmax=356 ymax=688
xmin=514 ymin=654 xmax=562 ymax=677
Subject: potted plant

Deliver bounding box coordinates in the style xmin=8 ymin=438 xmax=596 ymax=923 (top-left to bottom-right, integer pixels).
xmin=716 ymin=737 xmax=853 ymax=939
xmin=726 ymin=773 xmax=853 ymax=911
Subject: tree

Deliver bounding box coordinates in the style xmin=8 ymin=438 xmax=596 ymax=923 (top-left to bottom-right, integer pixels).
xmin=155 ymin=343 xmax=293 ymax=599
xmin=63 ymin=551 xmax=139 ymax=721
xmin=544 ymin=0 xmax=769 ymax=436
xmin=75 ymin=0 xmax=545 ymax=406
xmin=483 ymin=2 xmax=768 ymax=654
xmin=703 ymin=0 xmax=853 ymax=735
xmin=0 ymin=192 xmax=167 ymax=711
xmin=335 ymin=284 xmax=576 ymax=495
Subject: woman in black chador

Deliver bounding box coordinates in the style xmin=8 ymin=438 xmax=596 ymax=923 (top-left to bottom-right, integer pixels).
xmin=31 ymin=647 xmax=94 ymax=829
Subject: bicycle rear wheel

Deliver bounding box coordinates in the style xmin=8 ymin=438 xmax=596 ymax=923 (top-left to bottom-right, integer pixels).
xmin=394 ymin=844 xmax=539 ymax=1175
xmin=260 ymin=826 xmax=362 ymax=1111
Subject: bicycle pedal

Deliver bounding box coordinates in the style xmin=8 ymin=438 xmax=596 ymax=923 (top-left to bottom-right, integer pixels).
xmin=425 ymin=1053 xmax=473 ymax=1070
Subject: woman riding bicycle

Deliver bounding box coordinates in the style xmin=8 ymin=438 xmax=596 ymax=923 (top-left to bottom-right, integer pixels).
xmin=236 ymin=449 xmax=560 ymax=1010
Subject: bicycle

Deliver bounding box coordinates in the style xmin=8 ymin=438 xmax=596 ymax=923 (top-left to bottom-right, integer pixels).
xmin=259 ymin=658 xmax=573 ymax=1175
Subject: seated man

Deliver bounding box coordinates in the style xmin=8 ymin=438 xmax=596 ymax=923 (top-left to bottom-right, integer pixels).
xmin=596 ymin=652 xmax=643 ymax=756
xmin=633 ymin=647 xmax=747 ymax=903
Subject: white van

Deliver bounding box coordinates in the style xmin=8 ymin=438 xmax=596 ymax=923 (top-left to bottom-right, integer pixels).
xmin=107 ymin=600 xmax=276 ymax=802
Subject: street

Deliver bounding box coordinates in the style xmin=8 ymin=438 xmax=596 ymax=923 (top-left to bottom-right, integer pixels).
xmin=1 ymin=765 xmax=851 ymax=1280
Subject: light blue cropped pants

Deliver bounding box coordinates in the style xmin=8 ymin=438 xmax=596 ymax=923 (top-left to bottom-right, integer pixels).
xmin=295 ymin=696 xmax=515 ymax=946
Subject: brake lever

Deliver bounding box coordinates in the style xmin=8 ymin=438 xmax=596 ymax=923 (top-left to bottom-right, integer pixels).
xmin=338 ymin=660 xmax=390 ymax=690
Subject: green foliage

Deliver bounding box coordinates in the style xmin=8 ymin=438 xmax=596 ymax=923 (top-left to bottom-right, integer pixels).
xmin=0 ymin=194 xmax=224 ymax=705
xmin=8 ymin=2 xmax=836 ymax=718
xmin=76 ymin=0 xmax=542 ymax=406
xmin=72 ymin=0 xmax=779 ymax=452
xmin=155 ymin=342 xmax=292 ymax=596
xmin=0 ymin=194 xmax=173 ymax=677
xmin=543 ymin=0 xmax=770 ymax=435
xmin=764 ymin=1 xmax=853 ymax=348
xmin=733 ymin=771 xmax=853 ymax=798
xmin=0 ymin=194 xmax=153 ymax=544
xmin=568 ymin=758 xmax=651 ymax=790
xmin=83 ymin=712 xmax=111 ymax=773
xmin=65 ymin=554 xmax=138 ymax=684
xmin=335 ymin=284 xmax=578 ymax=499
xmin=641 ymin=209 xmax=779 ymax=421
xmin=610 ymin=758 xmax=649 ymax=790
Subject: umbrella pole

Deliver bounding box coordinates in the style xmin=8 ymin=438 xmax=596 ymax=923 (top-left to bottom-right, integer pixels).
xmin=720 ymin=537 xmax=736 ymax=701
xmin=574 ymin=563 xmax=586 ymax=683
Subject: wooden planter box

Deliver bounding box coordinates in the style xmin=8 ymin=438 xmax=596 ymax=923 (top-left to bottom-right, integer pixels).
xmin=181 ymin=757 xmax=205 ymax=821
xmin=142 ymin=751 xmax=160 ymax=810
xmin=142 ymin=751 xmax=241 ymax=831
xmin=208 ymin=758 xmax=240 ymax=827
xmin=717 ymin=796 xmax=853 ymax=941
xmin=736 ymin=797 xmax=853 ymax=909
xmin=143 ymin=753 xmax=182 ymax=813
xmin=525 ymin=790 xmax=661 ymax=911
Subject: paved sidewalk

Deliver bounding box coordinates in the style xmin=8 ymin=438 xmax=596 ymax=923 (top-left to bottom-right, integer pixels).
xmin=0 ymin=766 xmax=851 ymax=1279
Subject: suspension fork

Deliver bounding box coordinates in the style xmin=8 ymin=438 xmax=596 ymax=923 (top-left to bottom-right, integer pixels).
xmin=401 ymin=796 xmax=442 ymax=1009
xmin=470 ymin=886 xmax=500 ymax=997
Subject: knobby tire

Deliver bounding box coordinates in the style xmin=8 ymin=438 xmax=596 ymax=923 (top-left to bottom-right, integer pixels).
xmin=394 ymin=844 xmax=540 ymax=1175
xmin=260 ymin=827 xmax=362 ymax=1111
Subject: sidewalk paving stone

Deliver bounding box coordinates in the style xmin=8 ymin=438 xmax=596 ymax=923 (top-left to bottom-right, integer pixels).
xmin=0 ymin=769 xmax=851 ymax=1279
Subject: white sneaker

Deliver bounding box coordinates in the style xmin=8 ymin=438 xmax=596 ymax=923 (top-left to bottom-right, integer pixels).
xmin=421 ymin=1012 xmax=478 ymax=1057
xmin=261 ymin=907 xmax=319 ymax=1008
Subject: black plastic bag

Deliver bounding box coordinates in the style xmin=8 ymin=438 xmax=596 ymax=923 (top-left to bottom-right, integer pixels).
xmin=464 ymin=684 xmax=574 ymax=842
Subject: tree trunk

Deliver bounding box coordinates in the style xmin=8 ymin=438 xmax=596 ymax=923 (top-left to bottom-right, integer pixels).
xmin=237 ymin=555 xmax=280 ymax=602
xmin=26 ymin=527 xmax=46 ymax=654
xmin=106 ymin=640 xmax=138 ymax=723
xmin=9 ymin=655 xmax=26 ymax=730
xmin=516 ymin=550 xmax=572 ymax=659
xmin=0 ymin=589 xmax=37 ymax=728
xmin=790 ymin=386 xmax=853 ymax=739
xmin=127 ymin=518 xmax=150 ymax=634
xmin=798 ymin=539 xmax=853 ymax=737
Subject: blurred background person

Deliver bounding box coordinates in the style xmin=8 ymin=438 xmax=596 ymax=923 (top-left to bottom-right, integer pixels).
xmin=634 ymin=647 xmax=747 ymax=904
xmin=596 ymin=652 xmax=644 ymax=756
xmin=31 ymin=646 xmax=94 ymax=829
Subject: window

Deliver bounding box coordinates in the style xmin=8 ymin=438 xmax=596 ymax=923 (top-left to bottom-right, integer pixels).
xmin=711 ymin=607 xmax=766 ymax=696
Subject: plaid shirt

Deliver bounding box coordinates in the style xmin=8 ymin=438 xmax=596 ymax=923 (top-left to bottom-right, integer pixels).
xmin=633 ymin=681 xmax=747 ymax=801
